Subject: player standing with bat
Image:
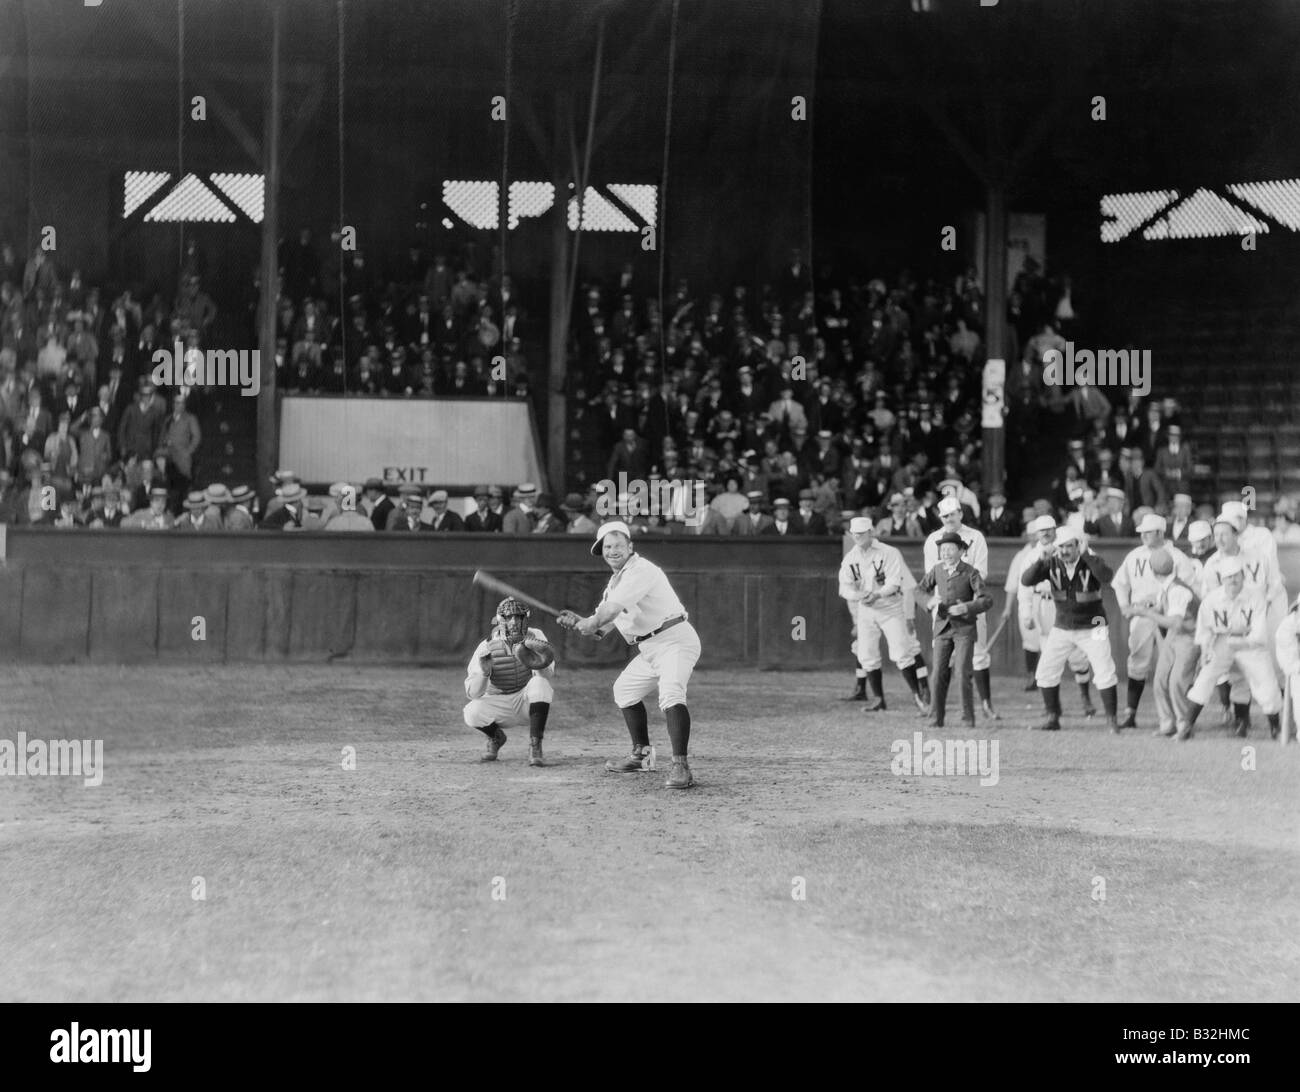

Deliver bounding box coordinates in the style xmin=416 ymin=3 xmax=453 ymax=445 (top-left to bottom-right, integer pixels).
xmin=558 ymin=520 xmax=702 ymax=789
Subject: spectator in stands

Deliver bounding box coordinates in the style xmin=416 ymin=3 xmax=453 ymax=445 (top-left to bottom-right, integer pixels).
xmin=1168 ymin=493 xmax=1194 ymax=546
xmin=710 ymin=477 xmax=748 ymax=529
xmin=606 ymin=428 xmax=648 ymax=482
xmin=160 ymin=389 xmax=201 ymax=507
xmin=260 ymin=482 xmax=310 ymax=530
xmin=0 ymin=468 xmax=16 ymax=523
xmin=174 ymin=490 xmax=218 ymax=533
xmin=421 ymin=489 xmax=464 ymax=532
xmin=464 ymin=486 xmax=502 ymax=532
xmin=503 ymin=483 xmax=537 ymax=534
xmin=44 ymin=411 xmax=78 ymax=481
xmin=1134 ymin=400 xmax=1167 ymax=464
xmin=321 ymin=483 xmax=374 ymax=532
xmin=1154 ymin=424 xmax=1193 ymax=496
xmin=1124 ymin=447 xmax=1166 ymax=513
xmin=876 ymin=492 xmax=919 ymax=538
xmin=1093 ymin=487 xmax=1134 ymax=537
xmin=530 ymin=493 xmax=565 ymax=534
xmin=117 ymin=381 xmax=166 ymax=466
xmin=1272 ymin=499 xmax=1300 ymax=545
xmin=561 ymin=492 xmax=597 ymax=535
xmin=980 ymin=489 xmax=1018 ymax=537
xmin=360 ymin=478 xmax=395 ymax=532
xmin=733 ymin=492 xmax=773 ymax=536
xmin=1051 ymin=464 xmax=1086 ymax=520
xmin=382 ymin=486 xmax=425 ymax=531
xmin=121 ymin=485 xmax=173 ymax=530
xmin=225 ymin=485 xmax=256 ymax=531
xmin=794 ymin=488 xmax=828 ymax=535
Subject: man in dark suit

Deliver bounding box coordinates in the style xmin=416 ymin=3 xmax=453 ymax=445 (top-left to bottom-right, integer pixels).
xmin=361 ymin=477 xmax=395 ymax=532
xmin=259 ymin=483 xmax=309 ymax=530
xmin=606 ymin=428 xmax=648 ymax=483
xmin=794 ymin=489 xmax=828 ymax=535
xmin=732 ymin=491 xmax=775 ymax=536
xmin=464 ymin=485 xmax=503 ymax=532
xmin=1124 ymin=448 xmax=1166 ymax=513
xmin=386 ymin=487 xmax=426 ymax=531
xmin=117 ymin=380 xmax=166 ymax=465
xmin=75 ymin=406 xmax=113 ymax=486
xmin=1167 ymin=493 xmax=1194 ymax=547
xmin=1154 ymin=424 xmax=1194 ymax=497
xmin=980 ymin=489 xmax=1019 ymax=537
xmin=1093 ymin=488 xmax=1136 ymax=537
xmin=760 ymin=497 xmax=803 ymax=535
xmin=420 ymin=489 xmax=464 ymax=532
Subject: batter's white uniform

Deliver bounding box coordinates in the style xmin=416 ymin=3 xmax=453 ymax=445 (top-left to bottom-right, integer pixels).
xmin=600 ymin=553 xmax=701 ymax=710
xmin=924 ymin=524 xmax=990 ymax=671
xmin=1113 ymin=542 xmax=1197 ymax=682
xmin=464 ymin=626 xmax=556 ymax=727
xmin=1202 ymin=543 xmax=1288 ymax=696
xmin=1188 ymin=585 xmax=1281 ymax=714
xmin=839 ymin=539 xmax=923 ymax=672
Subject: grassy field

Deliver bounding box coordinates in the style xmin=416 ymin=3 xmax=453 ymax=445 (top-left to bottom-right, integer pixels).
xmin=1 ymin=663 xmax=1297 ymax=1002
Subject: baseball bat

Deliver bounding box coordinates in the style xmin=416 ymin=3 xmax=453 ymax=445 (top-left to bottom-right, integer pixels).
xmin=985 ymin=614 xmax=1008 ymax=648
xmin=472 ymin=570 xmax=563 ymax=618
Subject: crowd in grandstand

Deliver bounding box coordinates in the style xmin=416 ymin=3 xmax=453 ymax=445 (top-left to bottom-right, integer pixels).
xmin=1 ymin=231 xmax=1295 ymax=542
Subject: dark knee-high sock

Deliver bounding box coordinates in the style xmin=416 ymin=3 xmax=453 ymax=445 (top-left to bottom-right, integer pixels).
xmin=1100 ymin=685 xmax=1118 ymax=718
xmin=1078 ymin=680 xmax=1092 ymax=704
xmin=975 ymin=668 xmax=991 ymax=703
xmin=529 ymin=702 xmax=549 ymax=739
xmin=1267 ymin=712 xmax=1281 ymax=734
xmin=476 ymin=720 xmax=500 ymax=738
xmin=901 ymin=663 xmax=921 ymax=696
xmin=1232 ymin=702 xmax=1250 ymax=725
xmin=665 ymin=704 xmax=691 ymax=756
xmin=622 ymin=702 xmax=650 ymax=748
xmin=1040 ymin=685 xmax=1062 ymax=716
xmin=1125 ymin=677 xmax=1145 ymax=710
xmin=1217 ymin=681 xmax=1231 ymax=708
xmin=1025 ymin=650 xmax=1040 ymax=675
xmin=867 ymin=668 xmax=884 ymax=698
xmin=913 ymin=655 xmax=929 ymax=682
xmin=1185 ymin=700 xmax=1203 ymax=727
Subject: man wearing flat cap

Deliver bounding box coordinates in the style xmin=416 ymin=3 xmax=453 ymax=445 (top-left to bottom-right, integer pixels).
xmin=421 ymin=489 xmax=464 ymax=532
xmin=386 ymin=484 xmax=425 ymax=531
xmin=561 ymin=492 xmax=598 ymax=536
xmin=466 ymin=486 xmax=503 ymax=533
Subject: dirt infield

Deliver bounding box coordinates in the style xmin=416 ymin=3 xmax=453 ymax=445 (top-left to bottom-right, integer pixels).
xmin=1 ymin=664 xmax=1297 ymax=1002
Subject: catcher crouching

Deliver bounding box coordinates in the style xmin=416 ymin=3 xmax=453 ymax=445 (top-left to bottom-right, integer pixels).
xmin=464 ymin=597 xmax=556 ymax=765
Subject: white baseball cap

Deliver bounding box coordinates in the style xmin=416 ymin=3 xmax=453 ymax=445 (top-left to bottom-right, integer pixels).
xmin=937 ymin=496 xmax=962 ymax=516
xmin=1218 ymin=555 xmax=1244 ymax=577
xmin=849 ymin=516 xmax=874 ymax=534
xmin=1055 ymin=526 xmax=1082 ymax=547
xmin=1136 ymin=513 xmax=1167 ymax=535
xmin=1027 ymin=515 xmax=1056 ymax=534
xmin=1218 ymin=502 xmax=1248 ymax=532
xmin=591 ymin=520 xmax=633 ymax=555
xmin=1188 ymin=519 xmax=1213 ymax=542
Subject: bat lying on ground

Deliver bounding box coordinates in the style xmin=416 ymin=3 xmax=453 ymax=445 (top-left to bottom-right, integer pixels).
xmin=471 ymin=570 xmax=605 ymax=638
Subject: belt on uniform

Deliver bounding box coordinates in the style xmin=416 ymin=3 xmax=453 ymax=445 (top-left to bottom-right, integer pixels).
xmin=633 ymin=615 xmax=686 ymax=644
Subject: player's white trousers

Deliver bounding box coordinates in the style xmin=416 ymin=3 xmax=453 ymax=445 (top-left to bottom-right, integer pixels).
xmin=1189 ymin=644 xmax=1282 ymax=714
xmin=855 ymin=603 xmax=922 ymax=671
xmin=614 ymin=622 xmax=702 ymax=710
xmin=465 ymin=676 xmax=554 ymax=728
xmin=1035 ymin=624 xmax=1118 ymax=690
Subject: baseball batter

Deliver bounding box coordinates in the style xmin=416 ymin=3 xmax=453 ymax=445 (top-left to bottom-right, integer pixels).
xmin=924 ymin=496 xmax=997 ymax=719
xmin=1178 ymin=556 xmax=1282 ymax=740
xmin=1019 ymin=526 xmax=1121 ymax=732
xmin=1113 ymin=514 xmax=1196 ymax=729
xmin=558 ymin=520 xmax=702 ymax=789
xmin=464 ymin=597 xmax=557 ymax=765
xmin=839 ymin=516 xmax=931 ymax=713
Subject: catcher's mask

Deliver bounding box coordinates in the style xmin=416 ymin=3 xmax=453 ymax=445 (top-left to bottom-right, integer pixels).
xmin=496 ymin=596 xmax=531 ymax=641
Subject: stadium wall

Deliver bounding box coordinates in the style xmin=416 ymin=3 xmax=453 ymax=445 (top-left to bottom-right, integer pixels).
xmin=6 ymin=531 xmax=1299 ymax=672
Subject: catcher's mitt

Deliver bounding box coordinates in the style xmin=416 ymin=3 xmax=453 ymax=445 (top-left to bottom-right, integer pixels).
xmin=514 ymin=637 xmax=555 ymax=670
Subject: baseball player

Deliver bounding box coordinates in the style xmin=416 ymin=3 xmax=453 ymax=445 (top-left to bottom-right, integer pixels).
xmin=557 ymin=520 xmax=702 ymax=789
xmin=839 ymin=516 xmax=931 ymax=713
xmin=1004 ymin=514 xmax=1098 ymax=714
xmin=1178 ymin=556 xmax=1283 ymax=741
xmin=1002 ymin=512 xmax=1043 ymax=691
xmin=1019 ymin=526 xmax=1121 ymax=732
xmin=1273 ymin=592 xmax=1300 ymax=744
xmin=464 ymin=597 xmax=556 ymax=765
xmin=1113 ymin=514 xmax=1196 ymax=729
xmin=1184 ymin=519 xmax=1235 ymax=724
xmin=924 ymin=496 xmax=998 ymax=718
xmin=1136 ymin=548 xmax=1201 ymax=738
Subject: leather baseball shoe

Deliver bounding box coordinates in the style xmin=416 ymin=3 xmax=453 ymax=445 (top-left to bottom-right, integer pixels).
xmin=1107 ymin=715 xmax=1122 ymax=734
xmin=862 ymin=695 xmax=887 ymax=711
xmin=605 ymin=745 xmax=654 ymax=772
xmin=841 ymin=679 xmax=867 ymax=701
xmin=1032 ymin=714 xmax=1061 ymax=731
xmin=981 ymin=700 xmax=1001 ymax=721
xmin=528 ymin=737 xmax=546 ymax=766
xmin=664 ymin=757 xmax=695 ymax=789
xmin=480 ymin=727 xmax=507 ymax=762
xmin=1118 ymin=708 xmax=1137 ymax=730
xmin=1153 ymin=724 xmax=1177 ymax=738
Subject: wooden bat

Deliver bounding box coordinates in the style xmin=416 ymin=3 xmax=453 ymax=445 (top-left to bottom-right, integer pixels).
xmin=472 ymin=570 xmax=563 ymax=618
xmin=985 ymin=614 xmax=1008 ymax=648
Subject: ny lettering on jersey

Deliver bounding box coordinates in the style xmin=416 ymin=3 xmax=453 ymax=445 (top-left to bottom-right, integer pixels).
xmin=1213 ymin=607 xmax=1253 ymax=631
xmin=873 ymin=560 xmax=886 ymax=585
xmin=1134 ymin=558 xmax=1147 ymax=578
xmin=849 ymin=563 xmax=861 ymax=583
